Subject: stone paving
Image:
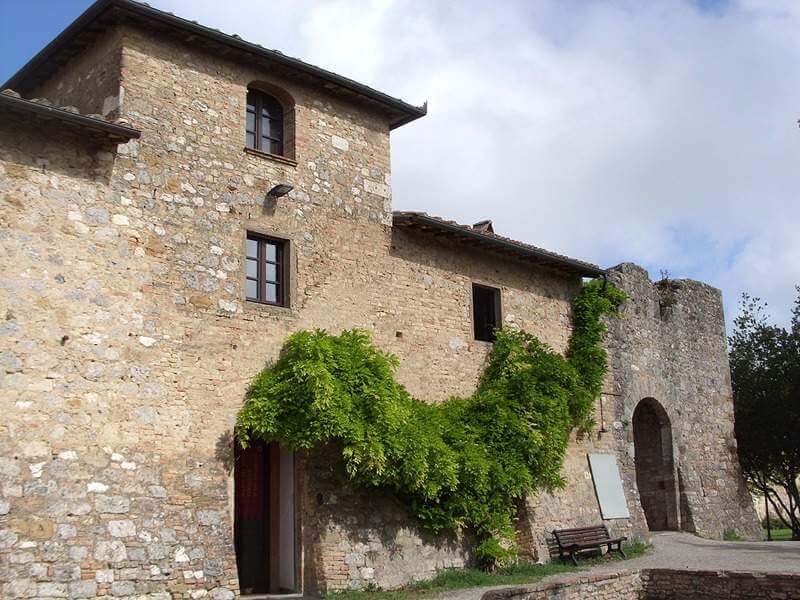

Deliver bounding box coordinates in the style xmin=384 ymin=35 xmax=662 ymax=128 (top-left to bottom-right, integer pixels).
xmin=434 ymin=532 xmax=800 ymax=600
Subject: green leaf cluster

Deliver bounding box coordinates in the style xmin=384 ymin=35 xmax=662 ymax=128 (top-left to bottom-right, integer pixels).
xmin=236 ymin=279 xmax=626 ymax=567
xmin=729 ymin=289 xmax=800 ymax=539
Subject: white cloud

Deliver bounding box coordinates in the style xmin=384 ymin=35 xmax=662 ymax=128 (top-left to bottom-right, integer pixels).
xmin=154 ymin=0 xmax=800 ymax=327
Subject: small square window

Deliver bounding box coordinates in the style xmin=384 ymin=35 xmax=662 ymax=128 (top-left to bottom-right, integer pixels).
xmin=472 ymin=283 xmax=501 ymax=342
xmin=246 ymin=233 xmax=289 ymax=307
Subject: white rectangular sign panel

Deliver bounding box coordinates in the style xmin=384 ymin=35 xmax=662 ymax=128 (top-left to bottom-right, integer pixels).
xmin=588 ymin=453 xmax=630 ymax=519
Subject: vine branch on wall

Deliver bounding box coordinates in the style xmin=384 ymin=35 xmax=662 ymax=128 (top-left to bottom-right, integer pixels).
xmin=236 ymin=279 xmax=626 ymax=567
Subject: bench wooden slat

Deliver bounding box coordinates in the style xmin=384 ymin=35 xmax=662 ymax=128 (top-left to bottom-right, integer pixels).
xmin=564 ymin=538 xmax=625 ymax=549
xmin=552 ymin=524 xmax=627 ymax=565
xmin=556 ymin=535 xmax=611 ymax=543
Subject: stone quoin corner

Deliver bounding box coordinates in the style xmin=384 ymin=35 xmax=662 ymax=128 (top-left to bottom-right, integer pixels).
xmin=0 ymin=0 xmax=763 ymax=598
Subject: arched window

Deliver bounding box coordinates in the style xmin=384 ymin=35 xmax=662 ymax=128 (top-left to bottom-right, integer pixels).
xmin=246 ymin=89 xmax=284 ymax=156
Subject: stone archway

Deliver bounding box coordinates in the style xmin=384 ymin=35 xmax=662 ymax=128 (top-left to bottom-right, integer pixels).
xmin=633 ymin=398 xmax=679 ymax=531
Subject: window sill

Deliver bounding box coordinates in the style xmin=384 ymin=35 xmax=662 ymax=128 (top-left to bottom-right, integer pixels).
xmin=244 ymin=299 xmax=295 ymax=317
xmin=243 ymin=147 xmax=298 ymax=167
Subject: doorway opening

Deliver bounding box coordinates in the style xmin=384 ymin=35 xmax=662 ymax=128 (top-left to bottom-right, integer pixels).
xmin=632 ymin=398 xmax=679 ymax=531
xmin=234 ymin=440 xmax=297 ymax=595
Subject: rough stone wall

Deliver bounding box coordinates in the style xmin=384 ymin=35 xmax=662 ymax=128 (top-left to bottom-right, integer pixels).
xmin=27 ymin=28 xmax=124 ymax=118
xmin=517 ymin=263 xmax=761 ymax=558
xmin=0 ymin=23 xmax=583 ymax=597
xmin=605 ymin=264 xmax=761 ymax=540
xmin=304 ymin=445 xmax=472 ymax=592
xmin=0 ymin=118 xmax=242 ymax=600
xmin=516 ymin=421 xmax=640 ymax=562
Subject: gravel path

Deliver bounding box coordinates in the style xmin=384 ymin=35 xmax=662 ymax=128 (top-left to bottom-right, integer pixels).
xmin=593 ymin=531 xmax=800 ymax=574
xmin=433 ymin=532 xmax=800 ymax=600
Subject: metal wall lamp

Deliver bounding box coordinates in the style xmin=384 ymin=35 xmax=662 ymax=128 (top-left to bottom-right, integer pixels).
xmin=267 ymin=184 xmax=293 ymax=198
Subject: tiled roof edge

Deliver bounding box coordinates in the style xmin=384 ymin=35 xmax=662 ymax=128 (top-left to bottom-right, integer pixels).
xmin=0 ymin=89 xmax=141 ymax=141
xmin=393 ymin=211 xmax=605 ymax=277
xmin=2 ymin=0 xmax=427 ymax=130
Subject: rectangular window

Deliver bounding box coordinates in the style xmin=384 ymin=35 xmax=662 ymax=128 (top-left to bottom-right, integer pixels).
xmin=472 ymin=283 xmax=501 ymax=342
xmin=246 ymin=233 xmax=288 ymax=307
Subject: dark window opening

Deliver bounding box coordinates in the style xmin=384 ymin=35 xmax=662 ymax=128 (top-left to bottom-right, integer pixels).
xmin=246 ymin=233 xmax=288 ymax=307
xmin=472 ymin=283 xmax=501 ymax=342
xmin=246 ymin=89 xmax=284 ymax=156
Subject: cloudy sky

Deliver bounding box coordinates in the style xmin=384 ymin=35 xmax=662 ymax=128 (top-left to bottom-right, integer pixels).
xmin=2 ymin=0 xmax=799 ymax=327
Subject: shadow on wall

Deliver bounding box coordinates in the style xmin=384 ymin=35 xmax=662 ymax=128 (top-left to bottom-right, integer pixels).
xmin=307 ymin=442 xmax=470 ymax=554
xmin=677 ymin=468 xmax=697 ymax=534
xmin=1 ymin=119 xmax=120 ymax=185
xmin=216 ymin=430 xmax=236 ymax=474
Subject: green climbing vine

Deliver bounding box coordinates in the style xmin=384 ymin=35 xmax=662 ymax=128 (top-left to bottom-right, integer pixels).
xmin=236 ymin=279 xmax=626 ymax=568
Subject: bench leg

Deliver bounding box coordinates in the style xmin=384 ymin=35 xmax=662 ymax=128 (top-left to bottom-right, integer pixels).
xmin=570 ymin=552 xmax=579 ymax=566
xmin=606 ymin=542 xmax=626 ymax=559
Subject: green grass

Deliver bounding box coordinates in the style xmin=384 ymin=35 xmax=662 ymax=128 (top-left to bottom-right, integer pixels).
xmin=764 ymin=527 xmax=794 ymax=541
xmin=325 ymin=541 xmax=649 ymax=599
xmin=722 ymin=528 xmax=742 ymax=541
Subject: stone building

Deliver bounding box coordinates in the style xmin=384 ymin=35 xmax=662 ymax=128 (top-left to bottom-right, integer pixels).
xmin=0 ymin=1 xmax=759 ymax=597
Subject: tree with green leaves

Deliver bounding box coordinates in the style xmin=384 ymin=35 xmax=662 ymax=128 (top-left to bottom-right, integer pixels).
xmin=729 ymin=289 xmax=800 ymax=540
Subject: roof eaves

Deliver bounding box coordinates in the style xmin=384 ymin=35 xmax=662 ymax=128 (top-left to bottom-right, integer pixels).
xmin=0 ymin=91 xmax=141 ymax=141
xmin=393 ymin=211 xmax=605 ymax=278
xmin=2 ymin=0 xmax=427 ymax=130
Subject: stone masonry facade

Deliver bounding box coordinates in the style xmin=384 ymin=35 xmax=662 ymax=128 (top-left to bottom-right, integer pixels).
xmin=0 ymin=3 xmax=758 ymax=598
xmin=515 ymin=264 xmax=761 ymax=561
xmin=606 ymin=264 xmax=762 ymax=542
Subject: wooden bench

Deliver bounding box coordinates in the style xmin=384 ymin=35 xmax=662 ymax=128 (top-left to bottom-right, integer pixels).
xmin=552 ymin=525 xmax=627 ymax=565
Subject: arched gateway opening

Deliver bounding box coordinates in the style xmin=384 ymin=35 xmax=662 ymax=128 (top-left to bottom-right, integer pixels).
xmin=633 ymin=398 xmax=679 ymax=531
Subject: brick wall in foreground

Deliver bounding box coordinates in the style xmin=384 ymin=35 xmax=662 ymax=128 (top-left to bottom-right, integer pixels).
xmin=482 ymin=571 xmax=643 ymax=600
xmin=642 ymin=569 xmax=800 ymax=599
xmin=482 ymin=569 xmax=800 ymax=600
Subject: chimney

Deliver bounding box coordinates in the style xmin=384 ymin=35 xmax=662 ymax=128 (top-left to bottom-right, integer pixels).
xmin=472 ymin=219 xmax=494 ymax=233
